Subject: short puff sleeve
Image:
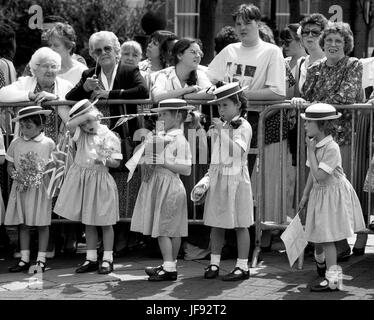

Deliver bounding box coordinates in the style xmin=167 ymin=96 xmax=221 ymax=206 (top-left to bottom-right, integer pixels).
xmin=318 ymin=145 xmax=340 ymax=174
xmin=174 ymin=135 xmax=192 ymax=166
xmin=233 ymin=122 xmax=252 ymax=151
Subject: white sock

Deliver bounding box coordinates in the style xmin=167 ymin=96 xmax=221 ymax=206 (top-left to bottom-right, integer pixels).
xmin=314 ymin=251 xmax=325 ymax=264
xmin=163 ymin=261 xmax=176 ymax=272
xmin=103 ymin=251 xmax=113 ymax=262
xmin=37 ymin=252 xmax=46 ymax=263
xmin=20 ymin=250 xmax=30 ymax=264
xmin=210 ymin=254 xmax=221 ymax=270
xmin=86 ymin=250 xmax=97 ymax=262
xmin=235 ymin=258 xmax=249 ymax=272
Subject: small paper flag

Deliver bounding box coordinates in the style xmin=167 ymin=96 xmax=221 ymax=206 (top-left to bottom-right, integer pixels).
xmin=280 ymin=213 xmax=308 ymax=268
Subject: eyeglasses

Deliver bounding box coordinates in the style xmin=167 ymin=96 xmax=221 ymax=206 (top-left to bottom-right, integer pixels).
xmin=188 ymin=49 xmax=204 ymax=57
xmin=301 ymin=29 xmax=322 ymax=37
xmin=325 ymin=38 xmax=344 ymax=46
xmin=36 ymin=63 xmax=59 ymax=71
xmin=92 ymin=46 xmax=113 ymax=56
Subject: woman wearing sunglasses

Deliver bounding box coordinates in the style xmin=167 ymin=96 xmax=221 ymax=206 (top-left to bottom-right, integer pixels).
xmin=66 ymin=31 xmax=148 ymax=126
xmin=297 ymin=13 xmax=328 ymax=95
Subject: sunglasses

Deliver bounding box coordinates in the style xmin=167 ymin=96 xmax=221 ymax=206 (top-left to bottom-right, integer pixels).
xmin=301 ymin=29 xmax=322 ymax=37
xmin=93 ymin=46 xmax=113 ymax=56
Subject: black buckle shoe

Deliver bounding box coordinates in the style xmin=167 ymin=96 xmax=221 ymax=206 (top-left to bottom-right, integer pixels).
xmin=315 ymin=260 xmax=326 ymax=277
xmin=9 ymin=260 xmax=31 ymax=273
xmin=98 ymin=260 xmax=113 ymax=274
xmin=145 ymin=265 xmax=163 ymax=276
xmin=204 ymin=264 xmax=219 ymax=279
xmin=148 ymin=266 xmax=177 ymax=281
xmin=222 ymin=267 xmax=250 ymax=281
xmin=75 ymin=260 xmax=99 ymax=273
xmin=310 ymin=278 xmax=339 ymax=292
xmin=31 ymin=260 xmax=46 ymax=273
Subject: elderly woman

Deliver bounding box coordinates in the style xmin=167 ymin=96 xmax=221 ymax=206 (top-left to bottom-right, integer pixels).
xmin=291 ymin=21 xmax=364 ymax=265
xmin=0 ymin=47 xmax=73 ymax=141
xmin=66 ymin=31 xmax=148 ymax=128
xmin=120 ymin=40 xmax=143 ymax=68
xmin=152 ymin=38 xmax=212 ymax=103
xmin=43 ymin=22 xmax=88 ymax=87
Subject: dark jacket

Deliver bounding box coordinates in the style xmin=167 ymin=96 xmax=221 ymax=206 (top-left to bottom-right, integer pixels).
xmin=65 ymin=63 xmax=149 ymax=137
xmin=65 ymin=63 xmax=148 ymax=101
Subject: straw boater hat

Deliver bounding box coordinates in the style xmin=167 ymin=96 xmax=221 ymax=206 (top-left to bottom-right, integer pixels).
xmin=151 ymin=98 xmax=195 ymax=112
xmin=69 ymin=99 xmax=98 ymax=119
xmin=12 ymin=106 xmax=52 ymax=122
xmin=208 ymin=82 xmax=248 ymax=104
xmin=300 ymin=103 xmax=342 ymax=120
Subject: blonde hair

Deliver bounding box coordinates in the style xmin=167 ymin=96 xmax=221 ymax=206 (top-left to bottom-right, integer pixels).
xmin=121 ymin=40 xmax=142 ymax=57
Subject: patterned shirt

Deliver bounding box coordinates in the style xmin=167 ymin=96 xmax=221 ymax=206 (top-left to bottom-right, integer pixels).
xmin=302 ymin=56 xmax=363 ymax=145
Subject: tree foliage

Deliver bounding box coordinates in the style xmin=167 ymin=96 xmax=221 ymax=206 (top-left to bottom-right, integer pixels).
xmin=0 ymin=0 xmax=164 ymax=70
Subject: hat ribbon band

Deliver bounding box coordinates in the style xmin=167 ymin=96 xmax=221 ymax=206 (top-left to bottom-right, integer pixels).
xmin=18 ymin=107 xmax=43 ymax=117
xmin=305 ymin=111 xmax=338 ymax=118
xmin=70 ymin=101 xmax=92 ymax=118
xmin=215 ymin=85 xmax=241 ymax=99
xmin=158 ymin=103 xmax=187 ymax=109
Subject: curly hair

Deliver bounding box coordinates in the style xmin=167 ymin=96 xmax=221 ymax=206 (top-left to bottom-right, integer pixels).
xmin=150 ymin=30 xmax=178 ymax=68
xmin=319 ymin=22 xmax=354 ymax=55
xmin=89 ymin=31 xmax=121 ymax=61
xmin=280 ymin=23 xmax=302 ymax=43
xmin=316 ymin=119 xmax=337 ymax=136
xmin=214 ymin=26 xmax=239 ymax=54
xmin=232 ymin=3 xmax=262 ymax=23
xmin=43 ymin=22 xmax=77 ymax=55
xmin=300 ymin=13 xmax=328 ymax=30
xmin=258 ymin=21 xmax=275 ymax=44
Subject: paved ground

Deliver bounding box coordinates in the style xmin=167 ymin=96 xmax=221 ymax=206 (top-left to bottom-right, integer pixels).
xmin=0 ymin=234 xmax=373 ymax=302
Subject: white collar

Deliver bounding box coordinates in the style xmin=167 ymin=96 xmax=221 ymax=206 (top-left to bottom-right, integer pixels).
xmin=22 ymin=132 xmax=45 ymax=142
xmin=315 ymin=135 xmax=333 ymax=148
xmin=100 ymin=63 xmax=119 ymax=90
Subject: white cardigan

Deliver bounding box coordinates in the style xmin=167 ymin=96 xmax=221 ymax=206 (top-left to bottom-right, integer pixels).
xmin=0 ymin=76 xmax=73 ymax=103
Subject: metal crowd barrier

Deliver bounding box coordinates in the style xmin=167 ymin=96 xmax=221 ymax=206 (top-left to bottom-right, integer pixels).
xmin=4 ymin=99 xmax=371 ymax=268
xmin=0 ymin=98 xmax=266 ymax=225
xmin=251 ymin=102 xmax=374 ymax=269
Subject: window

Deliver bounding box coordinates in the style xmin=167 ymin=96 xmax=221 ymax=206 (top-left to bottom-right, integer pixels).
xmin=276 ymin=0 xmax=311 ymax=30
xmin=174 ymin=0 xmax=199 ymax=38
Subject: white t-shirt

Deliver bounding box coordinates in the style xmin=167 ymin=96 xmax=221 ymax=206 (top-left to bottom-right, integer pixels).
xmin=58 ymin=59 xmax=88 ymax=87
xmin=207 ymin=40 xmax=286 ymax=97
